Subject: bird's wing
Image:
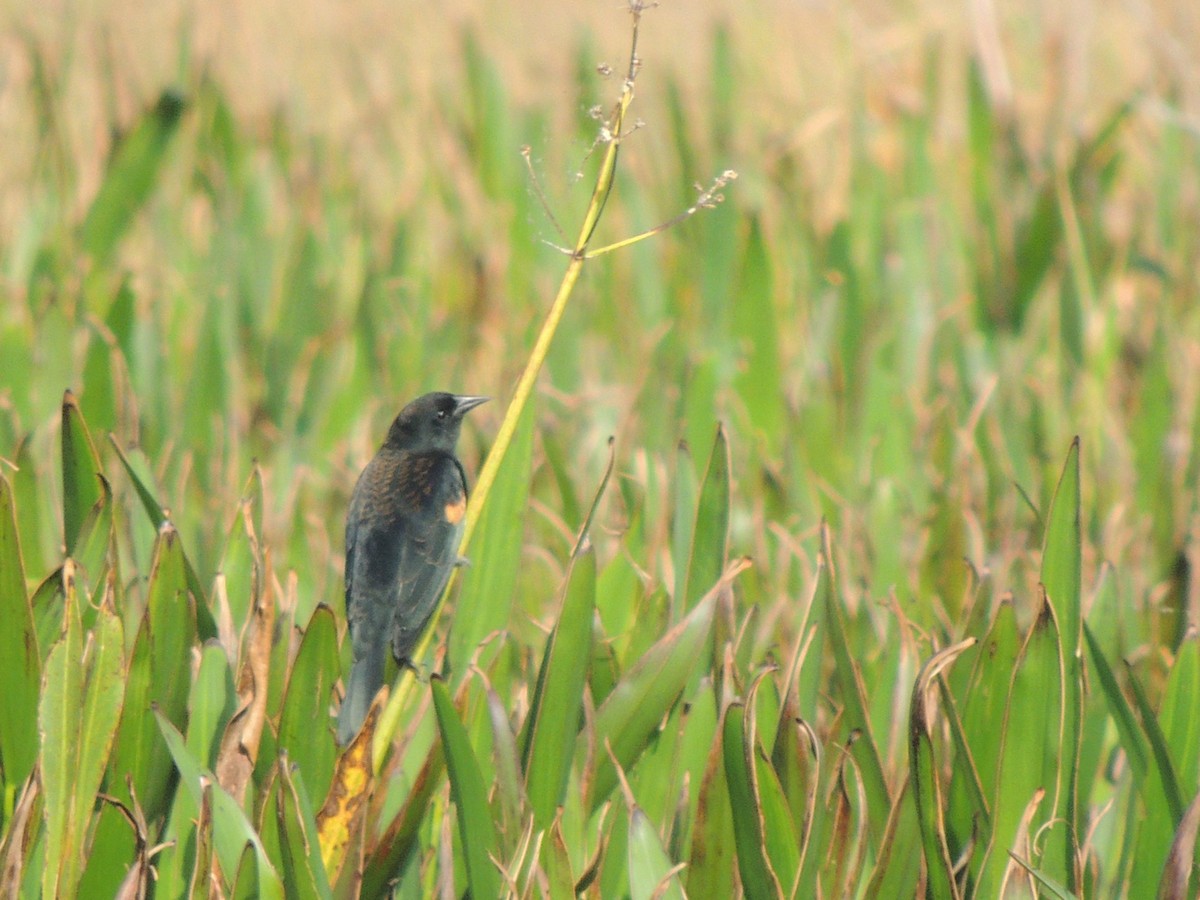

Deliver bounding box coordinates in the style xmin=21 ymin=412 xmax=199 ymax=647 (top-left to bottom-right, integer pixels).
xmin=344 ymin=457 xmax=408 ymax=653
xmin=388 ymin=455 xmax=467 ymax=664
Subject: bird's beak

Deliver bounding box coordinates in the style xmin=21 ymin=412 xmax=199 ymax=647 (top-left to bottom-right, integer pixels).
xmin=452 ymin=395 xmax=490 ymax=416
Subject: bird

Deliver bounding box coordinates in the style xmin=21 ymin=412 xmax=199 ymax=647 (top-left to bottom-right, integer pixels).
xmin=336 ymin=392 xmax=488 ymax=745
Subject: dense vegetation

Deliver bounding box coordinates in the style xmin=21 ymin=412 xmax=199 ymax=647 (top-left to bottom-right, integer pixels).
xmin=1 ymin=3 xmax=1198 ymax=897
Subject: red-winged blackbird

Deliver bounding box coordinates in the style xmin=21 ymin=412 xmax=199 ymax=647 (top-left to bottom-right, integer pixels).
xmin=336 ymin=392 xmax=488 ymax=745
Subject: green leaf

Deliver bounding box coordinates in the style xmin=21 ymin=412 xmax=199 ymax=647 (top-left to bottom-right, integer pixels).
xmin=109 ymin=436 xmax=214 ymax=638
xmin=109 ymin=523 xmax=199 ymax=822
xmin=1083 ymin=623 xmax=1147 ymax=784
xmin=687 ymin=714 xmax=737 ymax=898
xmin=147 ymin=523 xmax=197 ymax=725
xmin=522 ymin=450 xmax=609 ymax=826
xmin=40 ymin=568 xmax=126 ymax=898
xmin=670 ymin=440 xmax=698 ymax=613
xmin=1040 ymin=438 xmax=1082 ymax=889
xmin=628 ymin=807 xmax=686 ymax=900
xmin=820 ymin=524 xmax=890 ymax=844
xmin=978 ymin=593 xmax=1063 ymax=895
xmin=80 ymin=89 xmax=186 ymax=266
xmin=448 ymin=397 xmax=533 ymax=675
xmin=61 ymin=390 xmax=103 ymax=553
xmin=156 ymin=711 xmax=284 ymax=899
xmin=733 ymin=217 xmax=783 ymax=448
xmin=485 ymin=684 xmax=524 ymax=852
xmin=909 ymin=639 xmax=976 ymax=900
xmin=0 ymin=473 xmax=40 ymax=788
xmin=276 ymin=757 xmax=334 ymax=900
xmin=524 ymin=546 xmax=596 ymax=827
xmin=682 ymin=424 xmax=731 ymax=614
xmin=278 ymin=605 xmax=340 ymax=803
xmin=722 ymin=702 xmax=779 ymax=900
xmin=1130 ymin=633 xmax=1200 ymax=889
xmin=431 ymin=677 xmax=501 ymax=900
xmin=187 ymin=641 xmax=238 ymax=767
xmin=586 ymin=561 xmax=744 ymax=812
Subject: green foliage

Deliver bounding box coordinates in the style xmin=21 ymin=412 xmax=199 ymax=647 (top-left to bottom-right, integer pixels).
xmin=2 ymin=7 xmax=1199 ymax=899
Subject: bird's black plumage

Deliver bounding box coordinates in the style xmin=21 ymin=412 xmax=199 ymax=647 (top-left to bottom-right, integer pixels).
xmin=336 ymin=392 xmax=487 ymax=745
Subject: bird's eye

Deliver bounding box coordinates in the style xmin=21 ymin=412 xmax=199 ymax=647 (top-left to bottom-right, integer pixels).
xmin=436 ymin=409 xmax=448 ymax=421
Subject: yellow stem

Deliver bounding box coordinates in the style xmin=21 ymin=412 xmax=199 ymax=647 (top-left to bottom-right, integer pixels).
xmin=371 ymin=82 xmax=634 ymax=772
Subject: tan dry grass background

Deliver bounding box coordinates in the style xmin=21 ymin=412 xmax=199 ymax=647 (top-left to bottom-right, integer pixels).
xmin=2 ymin=0 xmax=1199 ymax=229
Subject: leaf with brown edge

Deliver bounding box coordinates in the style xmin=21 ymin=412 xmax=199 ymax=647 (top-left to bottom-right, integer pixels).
xmin=317 ymin=691 xmax=382 ymax=886
xmin=0 ymin=764 xmax=41 ymax=897
xmin=909 ymin=638 xmax=976 ymax=900
xmin=215 ymin=548 xmax=275 ymax=807
xmin=1158 ymin=789 xmax=1200 ymax=900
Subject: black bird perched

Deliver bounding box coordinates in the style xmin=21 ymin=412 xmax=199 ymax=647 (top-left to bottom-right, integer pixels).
xmin=336 ymin=392 xmax=488 ymax=745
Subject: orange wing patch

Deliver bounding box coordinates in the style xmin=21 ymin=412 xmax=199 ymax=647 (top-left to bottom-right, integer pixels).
xmin=444 ymin=493 xmax=466 ymax=524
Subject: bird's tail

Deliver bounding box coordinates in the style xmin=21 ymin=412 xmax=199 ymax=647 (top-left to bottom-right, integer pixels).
xmin=336 ymin=648 xmax=385 ymax=746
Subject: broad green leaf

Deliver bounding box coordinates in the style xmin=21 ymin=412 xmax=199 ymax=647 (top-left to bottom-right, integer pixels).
xmin=772 ymin=711 xmax=819 ymax=894
xmin=12 ymin=436 xmax=47 ymax=576
xmin=733 ymin=216 xmax=783 ymax=448
xmin=862 ymin=779 xmax=922 ymax=900
xmin=586 ymin=560 xmax=746 ymax=812
xmin=978 ymin=594 xmax=1063 ymax=896
xmin=1040 ymin=437 xmax=1082 ymax=891
xmin=40 ymin=568 xmax=125 ymax=898
xmin=431 ymin=677 xmax=501 ymax=900
xmin=687 ymin=718 xmax=736 ymax=898
xmin=276 ymin=758 xmax=334 ymax=900
xmin=187 ymin=641 xmax=237 ymax=768
xmin=61 ymin=390 xmax=103 ymax=553
xmin=524 ymin=547 xmax=597 ymax=827
xmin=278 ymin=605 xmax=340 ymax=803
xmin=0 ymin=473 xmax=40 ymax=788
xmin=80 ymin=89 xmax=186 ymax=266
xmin=77 ymin=799 xmax=141 ymax=897
xmin=753 ymin=728 xmax=801 ymax=896
xmin=671 ymin=440 xmax=697 ymax=613
xmin=70 ymin=475 xmax=113 ymax=607
xmin=147 ymin=522 xmax=197 ymax=728
xmin=682 ymin=424 xmax=730 ymax=614
xmin=1160 ymin=636 xmax=1200 ymax=798
xmin=628 ymin=806 xmax=685 ymax=900
xmin=953 ymin=601 xmax=1021 ymax=872
xmin=448 ymin=397 xmax=533 ymax=675
xmin=1131 ymin=634 xmax=1200 ymax=889
xmin=722 ymin=703 xmax=779 ymax=900
xmin=524 ymin=444 xmax=611 ymax=827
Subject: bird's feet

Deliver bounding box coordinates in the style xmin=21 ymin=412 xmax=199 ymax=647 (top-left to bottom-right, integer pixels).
xmin=396 ymin=656 xmax=432 ymax=683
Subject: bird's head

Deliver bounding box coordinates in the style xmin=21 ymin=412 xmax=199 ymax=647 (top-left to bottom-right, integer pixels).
xmin=385 ymin=392 xmax=489 ymax=453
